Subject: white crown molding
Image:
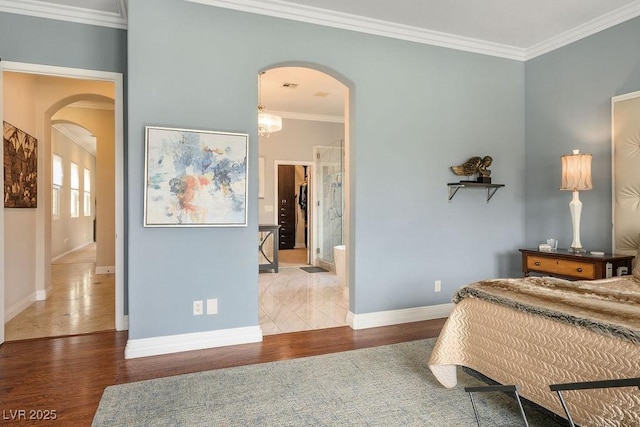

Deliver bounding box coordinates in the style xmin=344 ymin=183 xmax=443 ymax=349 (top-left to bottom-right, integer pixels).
xmin=68 ymin=100 xmax=116 ymax=111
xmin=612 ymin=89 xmax=640 ymax=103
xmin=124 ymin=325 xmax=263 ymax=359
xmin=347 ymin=303 xmax=454 ymax=330
xmin=269 ymin=110 xmax=344 ymax=123
xmin=525 ymin=1 xmax=640 ymax=60
xmin=185 ymin=0 xmax=525 ymax=61
xmin=0 ymin=0 xmax=636 ymax=59
xmin=0 ymin=0 xmax=127 ymax=29
xmin=51 ymin=123 xmax=97 ymax=156
xmin=51 ymin=123 xmax=85 ymax=145
xmin=187 ymin=0 xmax=640 ymax=62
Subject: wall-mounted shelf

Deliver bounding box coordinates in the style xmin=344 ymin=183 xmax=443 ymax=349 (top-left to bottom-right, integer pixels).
xmin=448 ymin=182 xmax=505 ymax=203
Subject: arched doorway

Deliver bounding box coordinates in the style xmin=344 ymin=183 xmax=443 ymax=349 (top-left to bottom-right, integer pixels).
xmin=256 ymin=65 xmax=352 ymax=335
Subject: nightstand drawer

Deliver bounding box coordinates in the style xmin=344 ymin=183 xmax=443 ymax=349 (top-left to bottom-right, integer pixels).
xmin=526 ymin=256 xmax=596 ymax=280
xmin=520 ymin=248 xmax=634 ymax=281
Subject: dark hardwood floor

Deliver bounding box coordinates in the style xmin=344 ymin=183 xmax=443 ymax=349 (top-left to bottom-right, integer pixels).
xmin=0 ymin=319 xmax=446 ymax=426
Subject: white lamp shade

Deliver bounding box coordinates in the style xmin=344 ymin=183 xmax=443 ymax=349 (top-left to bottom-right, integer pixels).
xmin=561 ymin=150 xmax=592 ymax=191
xmin=258 ymin=112 xmax=282 ymax=134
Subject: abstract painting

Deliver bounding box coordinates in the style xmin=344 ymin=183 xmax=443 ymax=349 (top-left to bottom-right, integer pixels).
xmin=144 ymin=126 xmax=248 ymax=227
xmin=3 ymin=121 xmax=38 ymax=208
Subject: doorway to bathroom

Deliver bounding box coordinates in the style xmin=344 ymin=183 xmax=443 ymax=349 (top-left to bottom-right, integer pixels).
xmin=257 ymin=66 xmax=349 ymax=336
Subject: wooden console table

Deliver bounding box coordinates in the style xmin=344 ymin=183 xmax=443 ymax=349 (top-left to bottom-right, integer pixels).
xmin=519 ymin=248 xmax=634 ymax=281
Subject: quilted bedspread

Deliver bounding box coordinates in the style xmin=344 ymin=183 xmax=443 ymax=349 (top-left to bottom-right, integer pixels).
xmin=428 ymin=276 xmax=640 ymax=427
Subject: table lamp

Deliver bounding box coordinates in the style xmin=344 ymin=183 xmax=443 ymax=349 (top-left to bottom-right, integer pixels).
xmin=560 ymin=149 xmax=592 ymax=253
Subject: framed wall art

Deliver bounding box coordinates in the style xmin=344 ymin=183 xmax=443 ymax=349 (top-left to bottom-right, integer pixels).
xmin=3 ymin=121 xmax=38 ymax=208
xmin=144 ymin=126 xmax=248 ymax=227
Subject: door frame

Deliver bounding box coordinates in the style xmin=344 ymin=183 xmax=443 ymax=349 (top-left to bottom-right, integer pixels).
xmin=273 ymin=160 xmax=314 ymax=265
xmin=0 ymin=61 xmax=126 ymax=340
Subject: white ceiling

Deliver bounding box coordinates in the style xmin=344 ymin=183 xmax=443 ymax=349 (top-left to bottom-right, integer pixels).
xmin=281 ymin=0 xmax=638 ymax=49
xmin=260 ymin=67 xmax=346 ymax=121
xmin=5 ymin=0 xmax=639 ymax=119
xmin=52 ymin=122 xmax=97 ymax=156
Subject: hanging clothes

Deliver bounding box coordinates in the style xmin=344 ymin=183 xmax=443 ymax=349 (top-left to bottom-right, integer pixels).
xmin=298 ymin=182 xmax=307 ymax=211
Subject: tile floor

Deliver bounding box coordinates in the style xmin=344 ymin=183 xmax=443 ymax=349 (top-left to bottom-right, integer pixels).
xmin=259 ymin=265 xmax=349 ymax=335
xmin=5 ymin=243 xmax=115 ymax=341
xmin=5 ymin=245 xmax=347 ymax=340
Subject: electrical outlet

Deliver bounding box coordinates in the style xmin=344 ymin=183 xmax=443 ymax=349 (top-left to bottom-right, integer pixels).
xmin=207 ymin=298 xmax=218 ymax=315
xmin=193 ymin=300 xmax=203 ymax=315
xmin=435 ymin=280 xmax=442 ymax=292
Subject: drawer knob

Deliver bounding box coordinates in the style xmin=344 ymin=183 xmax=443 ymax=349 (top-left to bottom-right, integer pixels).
xmin=534 ymin=261 xmax=540 ymax=266
xmin=577 ymin=267 xmax=583 ymax=272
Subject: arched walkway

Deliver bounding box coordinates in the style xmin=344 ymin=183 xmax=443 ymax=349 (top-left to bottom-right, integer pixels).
xmin=256 ymin=64 xmax=355 ymax=334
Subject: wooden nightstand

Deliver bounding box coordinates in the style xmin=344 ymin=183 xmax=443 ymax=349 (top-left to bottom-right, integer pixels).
xmin=519 ymin=249 xmax=634 ymax=281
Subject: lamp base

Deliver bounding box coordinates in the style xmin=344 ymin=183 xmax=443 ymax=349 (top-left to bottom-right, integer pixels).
xmin=568 ymin=246 xmax=585 ymax=254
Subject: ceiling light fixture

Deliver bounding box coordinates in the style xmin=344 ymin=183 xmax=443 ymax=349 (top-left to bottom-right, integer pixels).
xmin=258 ymin=71 xmax=282 ymax=138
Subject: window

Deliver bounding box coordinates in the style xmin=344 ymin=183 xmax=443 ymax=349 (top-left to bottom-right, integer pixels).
xmin=52 ymin=154 xmax=63 ymax=217
xmin=83 ymin=168 xmax=91 ymax=216
xmin=70 ymin=162 xmax=79 ymax=218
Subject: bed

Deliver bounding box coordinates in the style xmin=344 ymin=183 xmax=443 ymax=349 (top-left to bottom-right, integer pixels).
xmin=428 ymin=271 xmax=640 ymax=426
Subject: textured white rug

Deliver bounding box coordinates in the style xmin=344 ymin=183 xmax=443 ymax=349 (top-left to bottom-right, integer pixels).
xmin=92 ymin=339 xmax=564 ymax=426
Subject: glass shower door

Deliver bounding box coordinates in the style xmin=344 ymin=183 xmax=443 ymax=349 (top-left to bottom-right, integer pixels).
xmin=313 ymin=140 xmax=344 ymax=265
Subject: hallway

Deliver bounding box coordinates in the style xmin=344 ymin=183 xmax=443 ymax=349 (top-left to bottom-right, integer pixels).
xmin=4 ymin=243 xmax=115 ymax=341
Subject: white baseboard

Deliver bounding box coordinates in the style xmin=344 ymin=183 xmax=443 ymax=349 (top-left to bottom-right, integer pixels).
xmin=124 ymin=325 xmax=263 ymax=359
xmin=4 ymin=291 xmax=37 ymax=322
xmin=95 ymin=265 xmax=115 ymax=274
xmin=316 ymin=259 xmax=335 ymax=272
xmin=36 ymin=287 xmax=51 ymax=301
xmin=51 ymin=241 xmax=94 ymax=262
xmin=347 ymin=303 xmax=454 ymax=330
xmin=121 ymin=315 xmax=129 ymax=330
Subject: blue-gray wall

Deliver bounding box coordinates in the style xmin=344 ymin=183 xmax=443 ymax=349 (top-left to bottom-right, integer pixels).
xmin=1 ymin=12 xmax=128 ymax=311
xmin=5 ymin=3 xmax=638 ymax=343
xmin=0 ymin=13 xmax=126 ymax=72
xmin=524 ymin=16 xmax=640 ymax=252
xmin=127 ymin=0 xmax=524 ymax=339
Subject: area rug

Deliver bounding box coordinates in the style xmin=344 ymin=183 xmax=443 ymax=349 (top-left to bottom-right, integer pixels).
xmin=92 ymin=339 xmax=564 ymax=426
xmin=300 ymin=266 xmax=328 ymax=273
